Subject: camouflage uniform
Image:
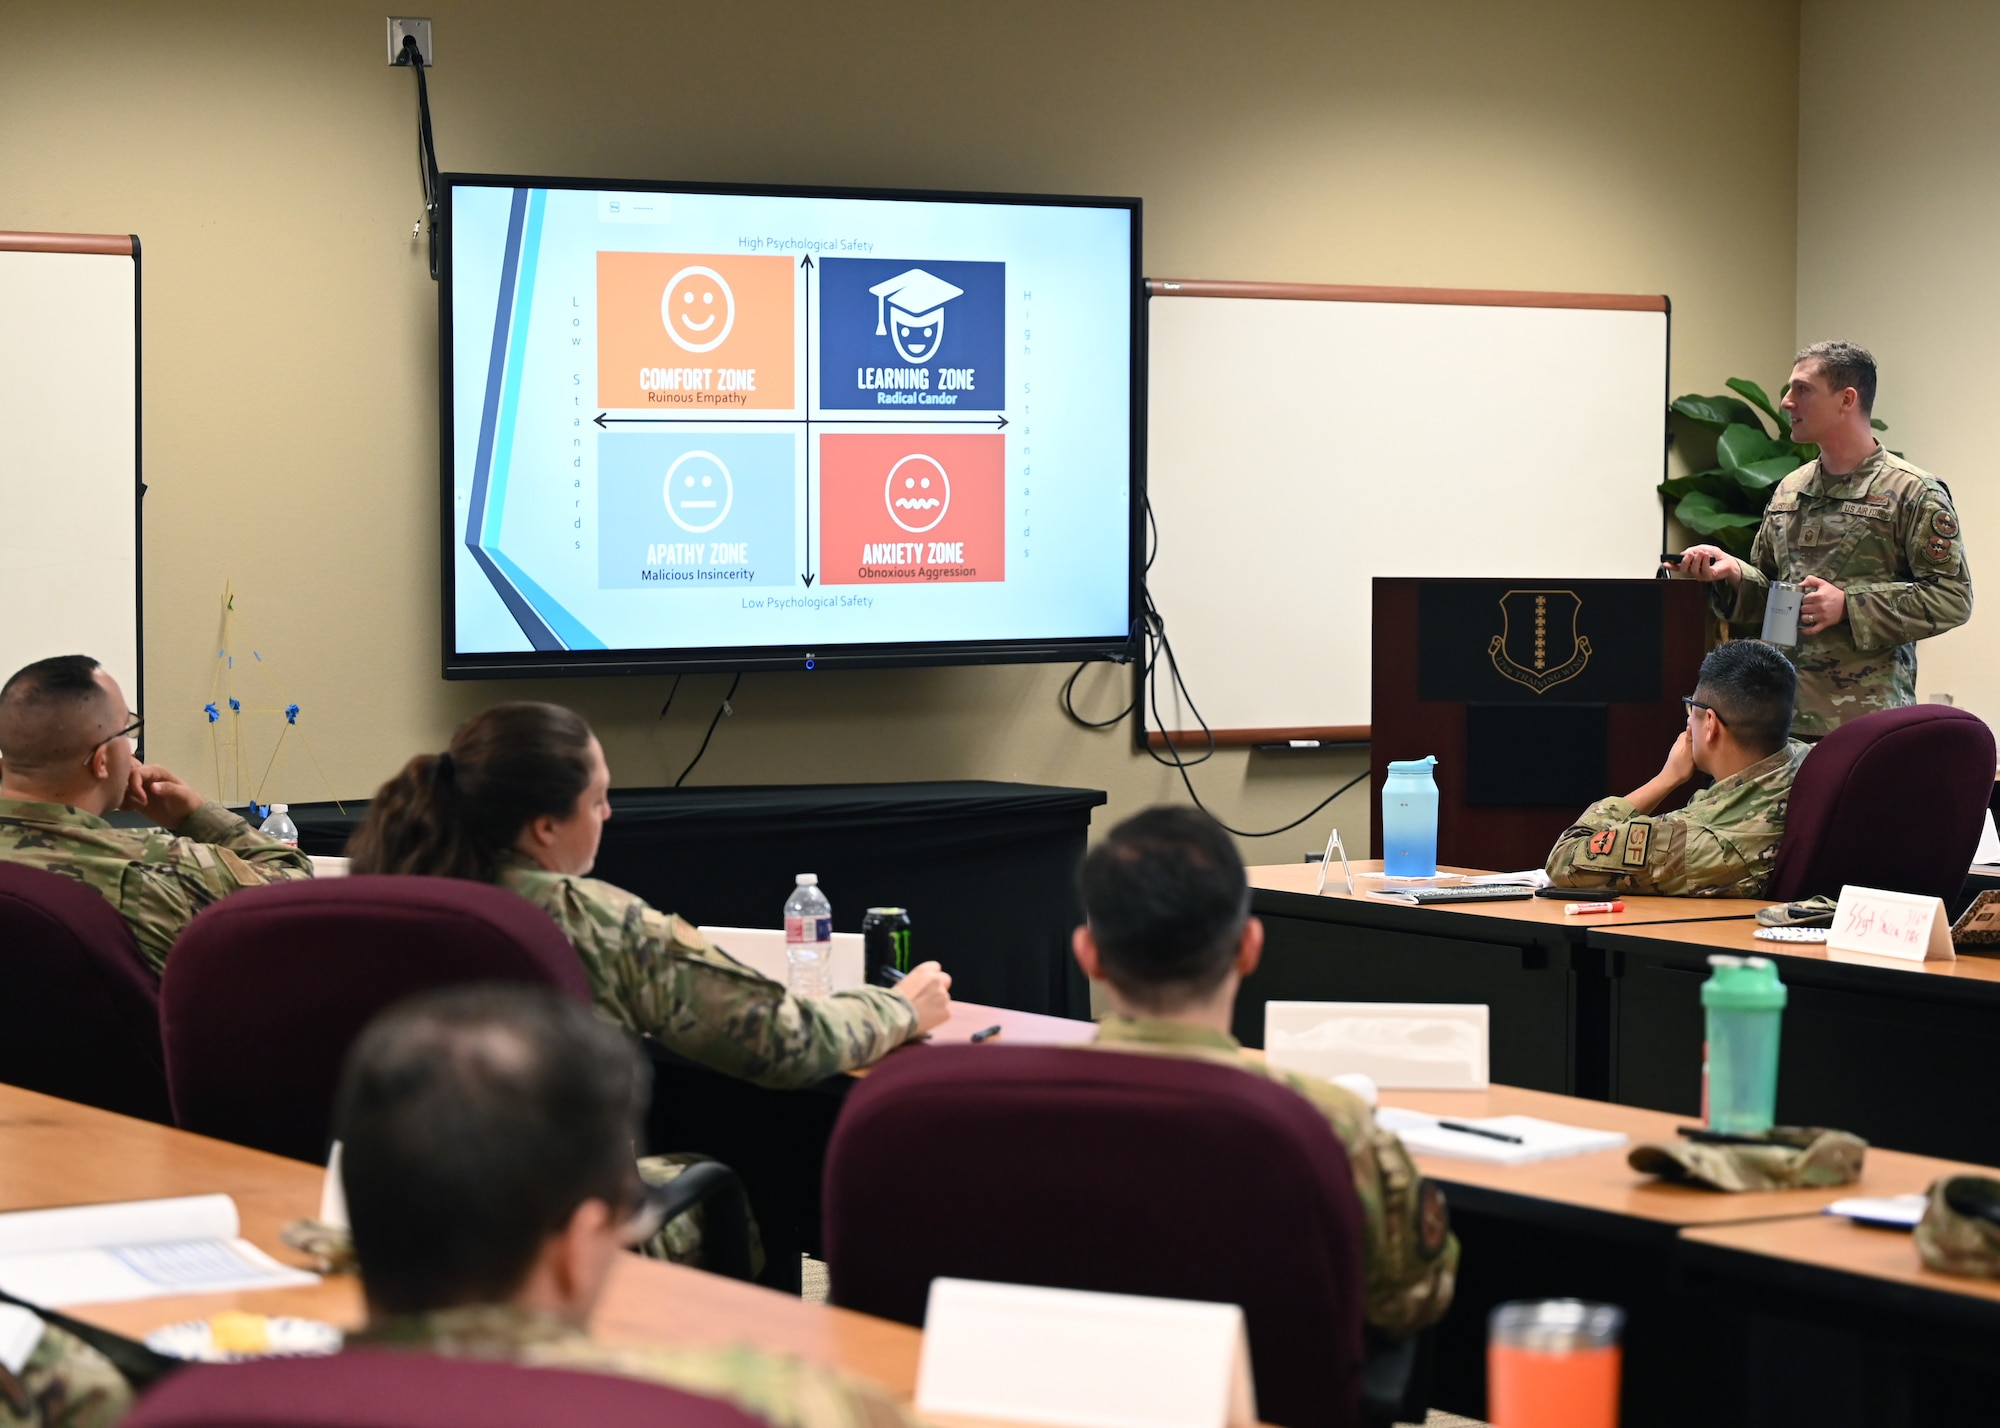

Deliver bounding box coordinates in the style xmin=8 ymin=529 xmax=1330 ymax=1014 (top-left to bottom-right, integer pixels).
xmin=0 ymin=1313 xmax=130 ymax=1428
xmin=1545 ymin=740 xmax=1809 ymax=898
xmin=1089 ymin=1016 xmax=1457 ymax=1336
xmin=0 ymin=799 xmax=314 ymax=974
xmin=352 ymin=1305 xmax=916 ymax=1428
xmin=1719 ymin=446 xmax=1972 ymax=737
xmin=496 ymin=858 xmax=919 ymax=1088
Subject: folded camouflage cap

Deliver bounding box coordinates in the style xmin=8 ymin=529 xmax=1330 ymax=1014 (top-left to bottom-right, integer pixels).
xmin=1756 ymin=896 xmax=1838 ymax=929
xmin=1628 ymin=1127 xmax=1866 ymax=1192
xmin=1916 ymin=1176 xmax=2000 ymax=1279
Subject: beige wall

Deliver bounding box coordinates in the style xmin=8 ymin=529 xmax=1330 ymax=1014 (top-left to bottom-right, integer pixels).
xmin=1798 ymin=0 xmax=1996 ymax=721
xmin=2 ymin=0 xmax=1799 ymax=858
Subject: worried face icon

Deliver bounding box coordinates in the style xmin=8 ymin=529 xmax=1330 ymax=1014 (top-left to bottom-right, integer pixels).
xmin=885 ymin=453 xmax=951 ymax=534
xmin=664 ymin=450 xmax=734 ymax=534
xmin=890 ymin=306 xmax=945 ymax=364
xmin=660 ymin=266 xmax=736 ymax=354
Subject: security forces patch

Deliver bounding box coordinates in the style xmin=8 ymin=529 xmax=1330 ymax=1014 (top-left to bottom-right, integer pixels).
xmin=1416 ymin=1179 xmax=1450 ymax=1259
xmin=1622 ymin=822 xmax=1652 ymax=868
xmin=1587 ymin=829 xmax=1618 ymax=858
xmin=1934 ymin=510 xmax=1961 ymax=539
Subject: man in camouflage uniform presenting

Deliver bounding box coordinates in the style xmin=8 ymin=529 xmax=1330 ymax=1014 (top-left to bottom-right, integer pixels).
xmin=1677 ymin=341 xmax=1972 ymax=738
xmin=0 ymin=655 xmax=313 ymax=972
xmin=1547 ymin=642 xmax=1805 ymax=898
xmin=1071 ymin=806 xmax=1456 ymax=1338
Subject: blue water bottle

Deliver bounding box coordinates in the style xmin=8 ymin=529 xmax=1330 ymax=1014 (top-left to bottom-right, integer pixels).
xmin=1382 ymin=756 xmax=1439 ymax=877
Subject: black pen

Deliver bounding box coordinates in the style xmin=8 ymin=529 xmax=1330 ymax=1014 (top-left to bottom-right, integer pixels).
xmin=877 ymin=965 xmax=907 ymax=985
xmin=969 ymin=1024 xmax=1003 ymax=1043
xmin=1439 ymin=1120 xmax=1524 ymax=1145
xmin=1676 ymin=1125 xmax=1770 ymax=1146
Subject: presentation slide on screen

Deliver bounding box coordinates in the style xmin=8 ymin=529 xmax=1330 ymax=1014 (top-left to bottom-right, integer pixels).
xmin=448 ymin=184 xmax=1133 ymax=656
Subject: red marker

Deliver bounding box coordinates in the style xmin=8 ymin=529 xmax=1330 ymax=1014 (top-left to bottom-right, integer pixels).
xmin=1564 ymin=900 xmax=1625 ymax=916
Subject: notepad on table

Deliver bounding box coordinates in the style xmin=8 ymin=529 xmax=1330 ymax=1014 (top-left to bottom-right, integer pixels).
xmin=0 ymin=1194 xmax=319 ymax=1306
xmin=1375 ymin=1108 xmax=1629 ymax=1165
xmin=1822 ymin=1193 xmax=1927 ymax=1230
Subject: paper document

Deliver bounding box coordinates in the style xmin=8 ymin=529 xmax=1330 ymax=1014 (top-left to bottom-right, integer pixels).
xmin=1461 ymin=871 xmax=1551 ymax=888
xmin=0 ymin=1194 xmax=318 ymax=1307
xmin=1976 ymin=811 xmax=2000 ymax=867
xmin=1376 ymin=1108 xmax=1628 ymax=1165
xmin=1823 ymin=1193 xmax=1927 ymax=1229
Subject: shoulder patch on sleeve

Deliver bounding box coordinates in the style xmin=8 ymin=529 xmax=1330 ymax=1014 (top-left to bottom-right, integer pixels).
xmin=1417 ymin=1180 xmax=1450 ymax=1260
xmin=1622 ymin=821 xmax=1653 ymax=867
xmin=1587 ymin=829 xmax=1617 ymax=858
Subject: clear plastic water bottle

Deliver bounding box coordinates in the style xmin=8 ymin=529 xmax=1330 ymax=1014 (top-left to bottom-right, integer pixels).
xmin=784 ymin=874 xmax=833 ymax=998
xmin=259 ymin=803 xmax=299 ymax=847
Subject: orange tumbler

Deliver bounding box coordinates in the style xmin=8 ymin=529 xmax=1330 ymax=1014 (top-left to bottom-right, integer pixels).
xmin=1487 ymin=1299 xmax=1624 ymax=1428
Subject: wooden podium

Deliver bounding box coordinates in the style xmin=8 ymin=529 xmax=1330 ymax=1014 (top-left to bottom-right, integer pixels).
xmin=1370 ymin=578 xmax=1711 ymax=871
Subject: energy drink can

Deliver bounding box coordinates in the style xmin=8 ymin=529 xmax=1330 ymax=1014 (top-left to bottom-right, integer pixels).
xmin=862 ymin=907 xmax=912 ymax=985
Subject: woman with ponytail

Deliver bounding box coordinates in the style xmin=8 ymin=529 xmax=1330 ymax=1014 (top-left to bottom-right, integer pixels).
xmin=348 ymin=702 xmax=952 ymax=1086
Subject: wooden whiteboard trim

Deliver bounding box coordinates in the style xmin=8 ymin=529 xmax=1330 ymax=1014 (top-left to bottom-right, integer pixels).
xmin=1147 ymin=725 xmax=1370 ymax=750
xmin=1146 ymin=278 xmax=1667 ymax=313
xmin=0 ymin=231 xmax=135 ymax=257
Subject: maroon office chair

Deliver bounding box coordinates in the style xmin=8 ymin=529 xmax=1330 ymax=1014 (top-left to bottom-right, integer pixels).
xmin=160 ymin=875 xmax=590 ymax=1161
xmin=125 ymin=1349 xmax=772 ymax=1428
xmin=0 ymin=862 xmax=171 ymax=1122
xmin=824 ymin=1045 xmax=1371 ymax=1428
xmin=1768 ymin=705 xmax=1997 ymax=904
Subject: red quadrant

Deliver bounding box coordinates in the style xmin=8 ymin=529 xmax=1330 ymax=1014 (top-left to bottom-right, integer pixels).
xmin=818 ymin=433 xmax=1006 ymax=585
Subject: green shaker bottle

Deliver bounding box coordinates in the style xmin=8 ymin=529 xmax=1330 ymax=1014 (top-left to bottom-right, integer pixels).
xmin=1702 ymin=954 xmax=1787 ymax=1134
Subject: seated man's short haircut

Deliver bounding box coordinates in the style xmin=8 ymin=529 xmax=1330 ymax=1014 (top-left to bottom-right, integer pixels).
xmin=334 ymin=984 xmax=646 ymax=1316
xmin=1697 ymin=641 xmax=1798 ymax=757
xmin=1078 ymin=805 xmax=1251 ymax=1013
xmin=0 ymin=654 xmax=109 ymax=773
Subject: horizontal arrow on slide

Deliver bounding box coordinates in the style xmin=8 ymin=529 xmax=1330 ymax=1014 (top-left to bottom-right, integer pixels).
xmin=596 ymin=412 xmax=1007 ymax=429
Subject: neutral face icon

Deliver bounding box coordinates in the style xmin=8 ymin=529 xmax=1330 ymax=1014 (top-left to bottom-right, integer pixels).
xmin=885 ymin=453 xmax=951 ymax=534
xmin=660 ymin=266 xmax=736 ymax=354
xmin=664 ymin=450 xmax=734 ymax=534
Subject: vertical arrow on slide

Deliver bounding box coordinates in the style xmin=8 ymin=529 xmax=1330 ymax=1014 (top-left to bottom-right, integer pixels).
xmin=800 ymin=253 xmax=817 ymax=588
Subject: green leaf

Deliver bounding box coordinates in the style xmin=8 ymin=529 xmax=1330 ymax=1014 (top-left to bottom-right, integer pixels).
xmin=1716 ymin=422 xmax=1789 ymax=473
xmin=1725 ymin=377 xmax=1783 ymax=425
xmin=1729 ymin=456 xmax=1798 ymax=492
xmin=1674 ymin=490 xmax=1764 ymax=534
xmin=1672 ymin=394 xmax=1767 ymax=434
xmin=1871 ymin=417 xmax=1889 ymax=431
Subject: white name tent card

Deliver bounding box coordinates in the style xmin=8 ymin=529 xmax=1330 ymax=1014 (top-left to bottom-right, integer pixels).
xmin=700 ymin=927 xmax=866 ymax=991
xmin=1264 ymin=1001 xmax=1489 ymax=1090
xmin=916 ymin=1278 xmax=1256 ymax=1428
xmin=1828 ymin=885 xmax=1954 ymax=964
xmin=0 ymin=1194 xmax=318 ymax=1306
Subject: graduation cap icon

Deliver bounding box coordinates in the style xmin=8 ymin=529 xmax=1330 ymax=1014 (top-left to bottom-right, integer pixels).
xmin=869 ymin=268 xmax=963 ymax=365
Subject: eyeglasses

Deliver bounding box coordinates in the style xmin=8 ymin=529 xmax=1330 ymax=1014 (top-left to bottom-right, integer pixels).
xmin=84 ymin=716 xmax=144 ymax=765
xmin=1681 ymin=697 xmax=1727 ymax=728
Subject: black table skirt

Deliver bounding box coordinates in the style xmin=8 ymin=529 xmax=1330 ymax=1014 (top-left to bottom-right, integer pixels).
xmin=282 ymin=780 xmax=1105 ymax=1019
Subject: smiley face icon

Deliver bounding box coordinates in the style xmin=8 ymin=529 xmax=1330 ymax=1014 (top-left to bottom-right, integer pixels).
xmin=660 ymin=266 xmax=736 ymax=354
xmin=885 ymin=453 xmax=951 ymax=534
xmin=664 ymin=450 xmax=734 ymax=534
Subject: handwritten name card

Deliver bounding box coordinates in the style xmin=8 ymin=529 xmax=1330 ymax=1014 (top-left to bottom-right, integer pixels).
xmin=1828 ymin=885 xmax=1955 ymax=964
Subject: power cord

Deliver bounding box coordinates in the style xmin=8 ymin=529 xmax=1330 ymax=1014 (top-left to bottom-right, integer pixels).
xmin=395 ymin=34 xmax=441 ymax=281
xmin=1060 ymin=495 xmax=1371 ymax=838
xmin=675 ymin=673 xmax=742 ymax=786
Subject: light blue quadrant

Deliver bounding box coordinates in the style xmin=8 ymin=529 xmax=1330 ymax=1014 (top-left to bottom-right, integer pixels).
xmin=599 ymin=432 xmax=797 ymax=590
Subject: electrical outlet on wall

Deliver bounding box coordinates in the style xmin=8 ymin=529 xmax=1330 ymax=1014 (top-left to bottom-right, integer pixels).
xmin=387 ymin=17 xmax=433 ymax=66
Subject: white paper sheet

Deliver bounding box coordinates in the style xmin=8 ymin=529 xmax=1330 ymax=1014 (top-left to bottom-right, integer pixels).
xmin=700 ymin=927 xmax=866 ymax=991
xmin=1376 ymin=1109 xmax=1628 ymax=1165
xmin=0 ymin=1195 xmax=318 ymax=1307
xmin=1823 ymin=1193 xmax=1927 ymax=1229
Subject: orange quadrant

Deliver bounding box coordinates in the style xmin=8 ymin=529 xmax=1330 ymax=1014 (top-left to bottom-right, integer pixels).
xmin=598 ymin=253 xmax=795 ymax=410
xmin=819 ymin=433 xmax=1005 ymax=585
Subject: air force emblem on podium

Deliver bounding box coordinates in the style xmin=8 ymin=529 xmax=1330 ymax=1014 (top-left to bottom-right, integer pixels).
xmin=1489 ymin=590 xmax=1592 ymax=694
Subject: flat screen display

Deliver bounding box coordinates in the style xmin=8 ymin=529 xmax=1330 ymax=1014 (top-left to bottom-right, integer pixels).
xmin=440 ymin=175 xmax=1141 ymax=676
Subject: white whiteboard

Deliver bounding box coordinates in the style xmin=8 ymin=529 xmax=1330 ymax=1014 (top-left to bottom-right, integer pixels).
xmin=1144 ymin=283 xmax=1666 ymax=738
xmin=0 ymin=237 xmax=141 ymax=705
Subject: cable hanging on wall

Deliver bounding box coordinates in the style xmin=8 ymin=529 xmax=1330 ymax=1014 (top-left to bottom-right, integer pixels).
xmin=395 ymin=34 xmax=441 ymax=281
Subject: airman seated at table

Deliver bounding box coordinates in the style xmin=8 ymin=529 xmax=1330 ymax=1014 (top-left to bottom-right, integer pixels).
xmin=0 ymin=1304 xmax=129 ymax=1428
xmin=346 ymin=702 xmax=950 ymax=1086
xmin=1071 ymin=805 xmax=1458 ymax=1338
xmin=337 ymin=984 xmax=917 ymax=1428
xmin=0 ymin=654 xmax=312 ymax=973
xmin=1546 ymin=640 xmax=1806 ymax=898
